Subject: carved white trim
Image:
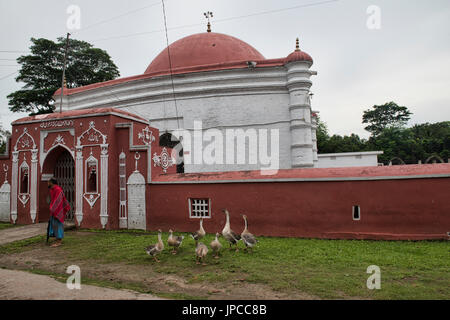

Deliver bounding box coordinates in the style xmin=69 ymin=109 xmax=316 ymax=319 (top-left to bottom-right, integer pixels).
xmin=0 ymin=181 xmax=11 ymax=223
xmin=75 ymin=146 xmax=83 ymax=226
xmin=119 ymin=151 xmax=127 ymax=229
xmin=39 ymin=128 xmax=75 ymax=169
xmin=77 ymin=121 xmax=107 ymax=147
xmin=84 ymin=152 xmax=98 ymax=195
xmin=127 ymin=170 xmax=146 ymax=230
xmin=138 ymin=126 xmax=155 ymax=146
xmin=52 ymin=134 xmax=66 ymax=147
xmin=83 ymin=193 xmax=100 ymax=208
xmin=14 ymin=128 xmax=36 ymax=152
xmin=100 ymin=144 xmax=109 ymax=229
xmin=18 ymin=193 xmax=30 ymax=207
xmin=152 ymin=147 xmax=175 ymax=173
xmin=18 ymin=159 xmax=30 ymax=208
xmin=10 ymin=151 xmax=18 ymax=223
xmin=3 ymin=164 xmax=8 ymax=184
xmin=30 ymin=149 xmax=38 ymax=223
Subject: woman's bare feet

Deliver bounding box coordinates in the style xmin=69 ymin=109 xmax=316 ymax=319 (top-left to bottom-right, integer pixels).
xmin=51 ymin=240 xmax=62 ymax=247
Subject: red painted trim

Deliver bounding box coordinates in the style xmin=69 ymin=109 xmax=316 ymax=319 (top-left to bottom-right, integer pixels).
xmin=12 ymin=107 xmax=147 ymax=125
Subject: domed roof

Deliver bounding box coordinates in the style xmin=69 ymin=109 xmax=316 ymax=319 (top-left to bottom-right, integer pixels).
xmin=144 ymin=32 xmax=265 ymax=75
xmin=284 ymin=38 xmax=313 ymax=64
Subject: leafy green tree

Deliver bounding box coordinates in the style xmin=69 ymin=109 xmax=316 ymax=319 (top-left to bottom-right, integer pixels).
xmin=366 ymin=127 xmax=416 ymax=164
xmin=362 ymin=101 xmax=412 ymax=136
xmin=366 ymin=122 xmax=450 ymax=164
xmin=8 ymin=37 xmax=120 ymax=115
xmin=315 ymin=114 xmax=330 ymax=152
xmin=320 ymin=133 xmax=367 ymax=154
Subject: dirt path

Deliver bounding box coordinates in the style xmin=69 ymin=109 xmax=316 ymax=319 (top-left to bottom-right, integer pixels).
xmin=0 ymin=246 xmax=318 ymax=300
xmin=0 ymin=228 xmax=318 ymax=300
xmin=0 ymin=268 xmax=163 ymax=300
xmin=0 ymin=223 xmax=47 ymax=246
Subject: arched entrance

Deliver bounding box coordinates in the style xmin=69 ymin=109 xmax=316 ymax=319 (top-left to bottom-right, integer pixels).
xmin=40 ymin=146 xmax=75 ymax=222
xmin=54 ymin=150 xmax=75 ymax=221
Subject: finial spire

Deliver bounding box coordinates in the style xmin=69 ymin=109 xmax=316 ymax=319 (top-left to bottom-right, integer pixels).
xmin=295 ymin=37 xmax=300 ymax=51
xmin=204 ymin=11 xmax=213 ymax=32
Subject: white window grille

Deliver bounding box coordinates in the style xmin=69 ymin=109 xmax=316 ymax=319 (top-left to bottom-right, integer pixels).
xmin=188 ymin=198 xmax=211 ymax=218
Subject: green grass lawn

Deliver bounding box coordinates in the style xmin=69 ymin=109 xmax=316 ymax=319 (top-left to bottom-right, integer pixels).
xmin=0 ymin=222 xmax=17 ymax=231
xmin=0 ymin=229 xmax=448 ymax=299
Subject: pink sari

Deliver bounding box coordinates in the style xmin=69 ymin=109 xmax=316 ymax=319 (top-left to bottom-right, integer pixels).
xmin=50 ymin=185 xmax=70 ymax=223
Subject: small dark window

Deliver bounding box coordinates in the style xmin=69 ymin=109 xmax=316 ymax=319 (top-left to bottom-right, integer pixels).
xmin=85 ymin=158 xmax=98 ymax=194
xmin=353 ymin=205 xmax=361 ymax=220
xmin=20 ymin=166 xmax=29 ymax=194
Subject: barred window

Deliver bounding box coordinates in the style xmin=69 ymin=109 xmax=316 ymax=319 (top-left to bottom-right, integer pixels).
xmin=189 ymin=198 xmax=211 ymax=218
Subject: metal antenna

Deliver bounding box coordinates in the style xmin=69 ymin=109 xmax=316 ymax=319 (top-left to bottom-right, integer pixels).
xmin=60 ymin=33 xmax=71 ymax=113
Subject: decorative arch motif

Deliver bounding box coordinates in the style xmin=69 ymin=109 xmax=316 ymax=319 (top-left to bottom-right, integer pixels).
xmin=77 ymin=121 xmax=107 ymax=147
xmin=14 ymin=128 xmax=36 ymax=151
xmin=52 ymin=134 xmax=66 ymax=147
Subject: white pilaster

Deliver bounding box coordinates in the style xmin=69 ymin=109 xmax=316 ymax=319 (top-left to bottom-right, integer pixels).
xmin=119 ymin=152 xmax=127 ymax=229
xmin=100 ymin=144 xmax=108 ymax=228
xmin=286 ymin=61 xmax=315 ymax=168
xmin=30 ymin=149 xmax=38 ymax=223
xmin=10 ymin=151 xmax=18 ymax=223
xmin=75 ymin=146 xmax=83 ymax=226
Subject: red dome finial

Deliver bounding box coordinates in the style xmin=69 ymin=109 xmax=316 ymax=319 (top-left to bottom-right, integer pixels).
xmin=284 ymin=37 xmax=313 ymax=65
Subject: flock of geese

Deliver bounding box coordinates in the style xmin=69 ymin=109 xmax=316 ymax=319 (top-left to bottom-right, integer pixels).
xmin=145 ymin=209 xmax=258 ymax=265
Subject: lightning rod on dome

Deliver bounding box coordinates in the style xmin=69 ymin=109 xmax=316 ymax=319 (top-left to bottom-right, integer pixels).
xmin=204 ymin=11 xmax=213 ymax=32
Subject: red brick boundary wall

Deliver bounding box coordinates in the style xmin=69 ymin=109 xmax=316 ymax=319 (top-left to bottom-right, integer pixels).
xmin=147 ymin=164 xmax=450 ymax=240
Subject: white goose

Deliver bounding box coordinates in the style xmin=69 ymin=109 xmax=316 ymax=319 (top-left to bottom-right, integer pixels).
xmin=210 ymin=232 xmax=222 ymax=259
xmin=221 ymin=209 xmax=241 ymax=251
xmin=168 ymin=229 xmax=184 ymax=255
xmin=241 ymin=214 xmax=258 ymax=253
xmin=191 ymin=218 xmax=206 ymax=243
xmin=195 ymin=242 xmax=209 ymax=265
xmin=146 ymin=229 xmax=164 ymax=262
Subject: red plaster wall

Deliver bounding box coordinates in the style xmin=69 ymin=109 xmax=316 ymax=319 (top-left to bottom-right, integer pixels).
xmin=147 ymin=177 xmax=450 ymax=240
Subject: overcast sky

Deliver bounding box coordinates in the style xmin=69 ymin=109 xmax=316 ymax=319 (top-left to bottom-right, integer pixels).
xmin=1 ymin=0 xmax=449 ymax=138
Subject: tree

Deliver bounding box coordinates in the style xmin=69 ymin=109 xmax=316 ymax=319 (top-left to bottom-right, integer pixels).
xmin=0 ymin=123 xmax=10 ymax=154
xmin=320 ymin=133 xmax=367 ymax=154
xmin=362 ymin=101 xmax=412 ymax=136
xmin=366 ymin=122 xmax=450 ymax=164
xmin=8 ymin=37 xmax=120 ymax=115
xmin=315 ymin=114 xmax=330 ymax=152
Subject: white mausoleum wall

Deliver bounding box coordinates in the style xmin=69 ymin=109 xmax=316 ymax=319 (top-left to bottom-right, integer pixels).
xmin=317 ymin=151 xmax=383 ymax=168
xmin=56 ymin=67 xmax=304 ymax=173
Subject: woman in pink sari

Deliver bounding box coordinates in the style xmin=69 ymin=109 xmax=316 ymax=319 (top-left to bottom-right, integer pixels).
xmin=47 ymin=178 xmax=70 ymax=247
